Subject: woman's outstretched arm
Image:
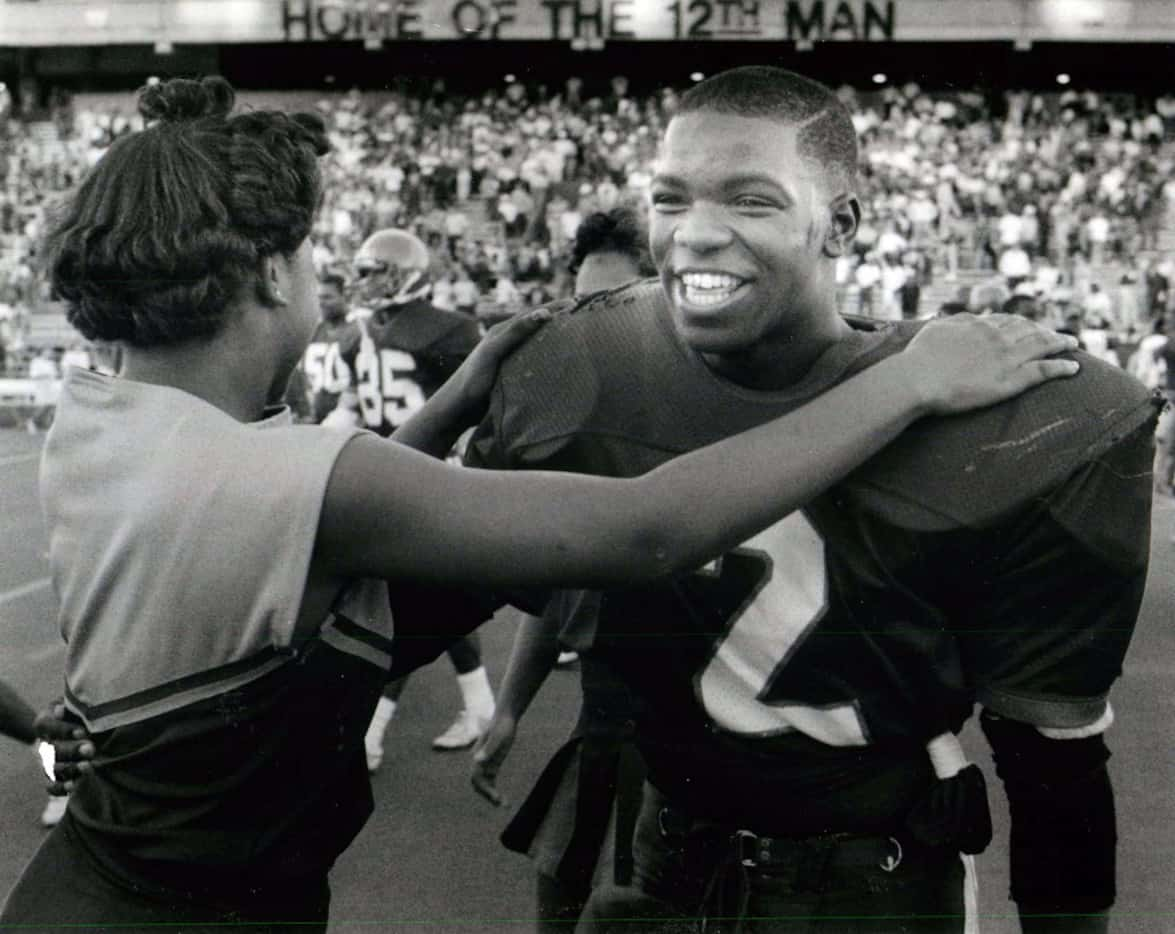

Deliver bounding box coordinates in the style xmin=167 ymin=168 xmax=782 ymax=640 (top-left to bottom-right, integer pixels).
xmin=318 ymin=314 xmax=1078 ymax=591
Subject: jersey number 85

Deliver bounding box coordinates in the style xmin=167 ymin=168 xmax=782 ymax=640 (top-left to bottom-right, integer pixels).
xmin=356 ymin=346 xmax=427 ymax=429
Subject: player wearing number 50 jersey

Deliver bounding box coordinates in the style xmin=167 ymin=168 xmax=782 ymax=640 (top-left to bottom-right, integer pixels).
xmin=468 ymin=67 xmax=1159 ymax=933
xmin=297 ymin=272 xmax=362 ymax=424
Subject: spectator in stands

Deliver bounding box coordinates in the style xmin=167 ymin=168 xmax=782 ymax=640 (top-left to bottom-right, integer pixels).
xmin=1084 ymin=282 xmax=1115 ymax=328
xmin=0 ymin=290 xmax=12 ymax=374
xmin=899 ymin=258 xmax=923 ymax=319
xmin=999 ymin=241 xmax=1033 ymax=291
xmin=432 ymin=271 xmax=456 ymax=312
xmin=855 ymin=252 xmax=882 ymax=317
xmin=20 ymin=346 xmax=59 ymax=432
xmin=1019 ymin=204 xmax=1042 ymax=256
xmin=1117 ymin=273 xmax=1144 ymax=338
xmin=3 ymin=74 xmax=1171 ymax=336
xmin=1085 ymin=208 xmax=1111 ymax=264
xmin=453 ymin=266 xmax=480 ymax=315
xmin=997 ymin=206 xmax=1024 ymax=251
xmin=880 ymin=255 xmax=908 ymax=320
xmin=1080 ymin=312 xmax=1121 ymax=367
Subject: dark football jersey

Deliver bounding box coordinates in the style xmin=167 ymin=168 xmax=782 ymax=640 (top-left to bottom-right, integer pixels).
xmin=345 ymin=300 xmax=481 ymax=437
xmin=467 ymin=280 xmax=1159 ymax=834
xmin=299 ymin=317 xmax=363 ymax=424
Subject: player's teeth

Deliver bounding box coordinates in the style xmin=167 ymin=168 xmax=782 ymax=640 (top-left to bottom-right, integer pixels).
xmin=681 ymin=273 xmax=740 ymax=290
xmin=683 ymin=285 xmax=733 ymax=306
xmin=679 ymin=273 xmax=742 ymax=306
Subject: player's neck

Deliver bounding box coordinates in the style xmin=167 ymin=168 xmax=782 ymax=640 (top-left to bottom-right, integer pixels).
xmin=702 ymin=314 xmax=854 ymax=392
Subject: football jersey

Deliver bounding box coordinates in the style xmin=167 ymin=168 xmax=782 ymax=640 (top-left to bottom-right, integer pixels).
xmin=299 ymin=317 xmax=362 ymax=424
xmin=468 ymin=280 xmax=1159 ymax=834
xmin=345 ymin=299 xmax=481 ymax=437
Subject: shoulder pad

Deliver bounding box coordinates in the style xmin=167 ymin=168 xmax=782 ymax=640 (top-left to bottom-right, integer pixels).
xmin=490 ymin=280 xmax=669 ymax=459
xmin=845 ymin=354 xmax=1161 ymax=530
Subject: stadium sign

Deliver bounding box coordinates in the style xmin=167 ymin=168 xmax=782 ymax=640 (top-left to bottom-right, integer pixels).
xmin=277 ymin=0 xmax=896 ymax=41
xmin=1 ymin=0 xmax=1171 ymax=45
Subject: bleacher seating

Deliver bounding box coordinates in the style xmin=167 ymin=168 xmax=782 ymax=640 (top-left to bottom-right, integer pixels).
xmin=1 ymin=80 xmax=1173 ymax=380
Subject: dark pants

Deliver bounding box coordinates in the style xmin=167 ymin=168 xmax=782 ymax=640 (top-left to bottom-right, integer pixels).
xmin=1 ymin=816 xmax=330 ymax=933
xmin=578 ymin=784 xmax=971 ymax=933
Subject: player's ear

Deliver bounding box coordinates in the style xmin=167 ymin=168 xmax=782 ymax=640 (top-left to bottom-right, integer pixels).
xmin=256 ymin=255 xmax=289 ymax=308
xmin=824 ymin=194 xmax=860 ymax=259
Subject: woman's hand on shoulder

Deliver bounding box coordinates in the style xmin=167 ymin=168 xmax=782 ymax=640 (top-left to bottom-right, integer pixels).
xmin=901 ymin=313 xmax=1080 ymax=415
xmin=452 ymin=308 xmax=552 ymax=415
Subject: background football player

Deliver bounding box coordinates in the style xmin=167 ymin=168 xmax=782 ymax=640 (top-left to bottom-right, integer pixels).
xmin=471 ymin=206 xmax=656 ymax=931
xmin=285 ymin=271 xmax=363 ymax=426
xmin=335 ymin=228 xmax=497 ymax=764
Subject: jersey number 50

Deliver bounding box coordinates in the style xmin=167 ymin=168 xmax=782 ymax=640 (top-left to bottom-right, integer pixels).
xmin=356 ymin=347 xmax=427 ymax=429
xmin=695 ymin=512 xmax=869 ymax=747
xmin=303 ymin=341 xmax=351 ymax=395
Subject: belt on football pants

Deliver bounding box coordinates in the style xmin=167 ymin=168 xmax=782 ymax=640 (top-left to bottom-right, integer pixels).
xmin=656 ymin=801 xmax=905 ymax=878
xmin=654 ymin=735 xmax=975 ymax=932
xmin=655 ymin=803 xmax=909 ymax=934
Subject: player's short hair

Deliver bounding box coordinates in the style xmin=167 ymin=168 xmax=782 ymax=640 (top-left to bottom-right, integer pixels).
xmin=569 ymin=206 xmax=656 ymax=276
xmin=677 ymin=66 xmax=858 ymax=196
xmin=43 ymin=76 xmax=329 ymax=347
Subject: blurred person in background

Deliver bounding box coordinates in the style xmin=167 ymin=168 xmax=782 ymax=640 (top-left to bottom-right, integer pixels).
xmin=285 ymin=271 xmax=360 ymax=426
xmin=472 ymin=205 xmax=656 ymax=931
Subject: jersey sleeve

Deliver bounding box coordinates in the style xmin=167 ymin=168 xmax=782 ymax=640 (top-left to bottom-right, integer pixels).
xmin=948 ymin=419 xmax=1155 ymax=732
xmin=464 ymin=375 xmax=514 ymax=470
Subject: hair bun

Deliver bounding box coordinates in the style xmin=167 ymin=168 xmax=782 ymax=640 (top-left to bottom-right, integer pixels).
xmin=138 ymin=76 xmax=235 ymax=124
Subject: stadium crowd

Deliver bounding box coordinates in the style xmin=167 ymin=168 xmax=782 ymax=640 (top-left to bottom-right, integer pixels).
xmin=2 ymin=76 xmax=1175 ymax=382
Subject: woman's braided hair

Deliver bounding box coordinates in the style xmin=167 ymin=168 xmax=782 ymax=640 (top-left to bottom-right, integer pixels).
xmin=43 ymin=76 xmax=330 ymax=346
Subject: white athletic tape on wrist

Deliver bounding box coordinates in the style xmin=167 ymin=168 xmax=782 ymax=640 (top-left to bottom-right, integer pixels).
xmin=927 ymin=731 xmax=968 ymax=780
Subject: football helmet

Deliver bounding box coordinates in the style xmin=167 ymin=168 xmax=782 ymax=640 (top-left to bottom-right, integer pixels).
xmin=351 ymin=228 xmax=432 ymax=311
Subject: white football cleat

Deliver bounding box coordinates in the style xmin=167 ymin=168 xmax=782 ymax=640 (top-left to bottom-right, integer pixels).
xmin=431 ymin=710 xmax=486 ymax=751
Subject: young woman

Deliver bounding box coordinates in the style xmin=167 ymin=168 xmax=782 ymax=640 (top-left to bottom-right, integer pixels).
xmin=4 ymin=76 xmax=1077 ymax=931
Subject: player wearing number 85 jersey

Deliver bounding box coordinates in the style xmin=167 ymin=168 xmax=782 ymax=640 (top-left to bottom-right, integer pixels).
xmin=468 ymin=67 xmax=1159 ymax=933
xmin=344 ymin=229 xmax=481 ymax=435
xmin=341 ymin=229 xmax=497 ymax=764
